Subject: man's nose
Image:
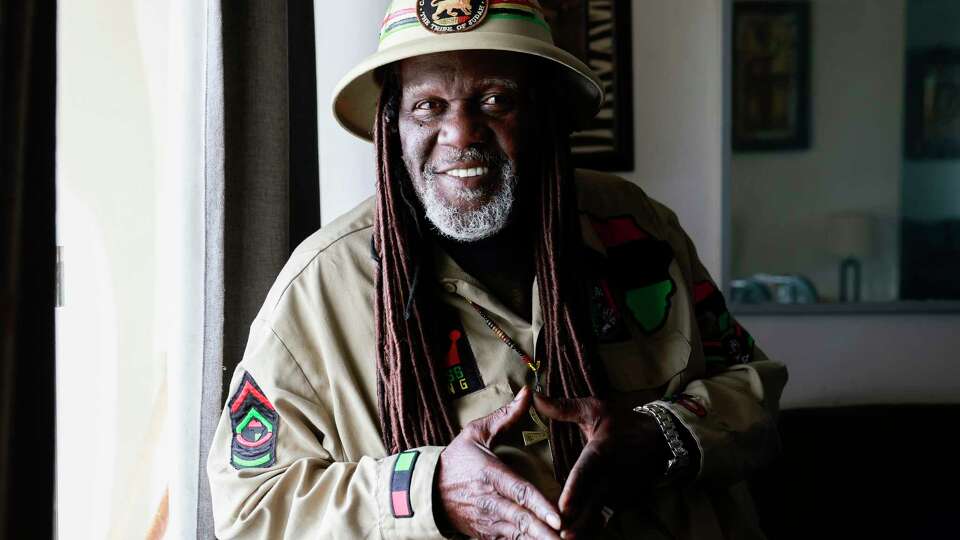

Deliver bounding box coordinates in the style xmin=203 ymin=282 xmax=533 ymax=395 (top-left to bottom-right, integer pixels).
xmin=438 ymin=104 xmax=487 ymax=149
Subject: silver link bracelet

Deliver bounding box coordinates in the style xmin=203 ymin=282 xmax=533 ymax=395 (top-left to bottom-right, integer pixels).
xmin=633 ymin=402 xmax=690 ymax=480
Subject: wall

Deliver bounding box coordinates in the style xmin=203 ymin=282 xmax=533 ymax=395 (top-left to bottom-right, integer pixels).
xmin=731 ymin=0 xmax=906 ymax=302
xmin=619 ymin=1 xmax=726 ymax=278
xmin=314 ymin=2 xmax=381 ymax=225
xmin=901 ymin=0 xmax=960 ymax=221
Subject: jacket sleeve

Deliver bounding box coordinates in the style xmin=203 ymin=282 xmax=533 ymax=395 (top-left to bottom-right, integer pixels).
xmin=655 ymin=211 xmax=789 ymax=487
xmin=206 ymin=318 xmax=446 ymax=539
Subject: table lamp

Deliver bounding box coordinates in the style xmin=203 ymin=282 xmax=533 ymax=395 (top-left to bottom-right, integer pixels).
xmin=828 ymin=213 xmax=873 ymax=302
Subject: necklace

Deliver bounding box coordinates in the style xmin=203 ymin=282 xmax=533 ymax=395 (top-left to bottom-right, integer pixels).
xmin=466 ymin=300 xmax=550 ymax=446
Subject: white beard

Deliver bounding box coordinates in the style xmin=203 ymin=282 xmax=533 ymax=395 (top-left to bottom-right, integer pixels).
xmin=412 ymin=160 xmax=518 ymax=242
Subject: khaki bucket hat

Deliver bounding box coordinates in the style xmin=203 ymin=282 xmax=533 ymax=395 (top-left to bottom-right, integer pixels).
xmin=331 ymin=0 xmax=604 ymax=141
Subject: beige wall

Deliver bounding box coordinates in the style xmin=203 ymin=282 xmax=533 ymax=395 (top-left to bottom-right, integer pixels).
xmin=731 ymin=0 xmax=906 ymax=302
xmin=620 ymin=1 xmax=727 ymax=279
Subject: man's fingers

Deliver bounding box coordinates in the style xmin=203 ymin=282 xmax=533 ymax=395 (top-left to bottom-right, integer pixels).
xmin=532 ymin=392 xmax=586 ymax=425
xmin=558 ymin=448 xmax=605 ymax=540
xmin=482 ymin=496 xmax=563 ymax=540
xmin=484 ymin=463 xmax=562 ymax=531
xmin=557 ymin=443 xmax=604 ymax=517
xmin=481 ymin=385 xmax=532 ymax=443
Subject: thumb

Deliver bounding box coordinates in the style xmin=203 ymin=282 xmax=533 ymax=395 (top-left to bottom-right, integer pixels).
xmin=482 ymin=385 xmax=532 ymax=444
xmin=532 ymin=392 xmax=585 ymax=425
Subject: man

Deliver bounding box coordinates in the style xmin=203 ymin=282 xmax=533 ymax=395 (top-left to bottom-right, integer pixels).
xmin=208 ymin=1 xmax=787 ymax=538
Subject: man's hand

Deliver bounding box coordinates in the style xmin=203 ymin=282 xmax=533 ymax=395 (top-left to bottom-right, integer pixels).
xmin=532 ymin=393 xmax=669 ymax=540
xmin=436 ymin=386 xmax=563 ymax=540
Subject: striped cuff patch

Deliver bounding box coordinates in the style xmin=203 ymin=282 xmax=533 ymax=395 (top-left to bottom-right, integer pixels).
xmin=390 ymin=450 xmax=420 ymax=518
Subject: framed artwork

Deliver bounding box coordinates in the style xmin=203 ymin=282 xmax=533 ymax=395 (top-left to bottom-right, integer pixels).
xmin=732 ymin=1 xmax=811 ymax=152
xmin=540 ymin=0 xmax=634 ymax=171
xmin=905 ymin=49 xmax=960 ymax=160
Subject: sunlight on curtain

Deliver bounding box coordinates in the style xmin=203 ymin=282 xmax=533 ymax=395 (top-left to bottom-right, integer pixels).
xmin=56 ymin=0 xmax=205 ymax=538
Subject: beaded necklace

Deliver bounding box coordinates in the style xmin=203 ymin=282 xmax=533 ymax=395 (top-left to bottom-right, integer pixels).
xmin=466 ymin=300 xmax=549 ymax=446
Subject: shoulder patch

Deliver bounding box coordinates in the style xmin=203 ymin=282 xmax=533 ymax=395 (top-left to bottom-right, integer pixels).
xmin=694 ymin=280 xmax=755 ymax=367
xmin=229 ymin=372 xmax=279 ymax=469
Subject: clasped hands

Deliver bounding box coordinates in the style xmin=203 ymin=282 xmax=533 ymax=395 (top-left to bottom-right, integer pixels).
xmin=434 ymin=386 xmax=669 ymax=540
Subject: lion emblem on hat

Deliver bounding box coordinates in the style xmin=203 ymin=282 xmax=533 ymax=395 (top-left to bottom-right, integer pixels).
xmin=431 ymin=0 xmax=473 ymax=21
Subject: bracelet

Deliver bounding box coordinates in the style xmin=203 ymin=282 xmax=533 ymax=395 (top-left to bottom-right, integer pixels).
xmin=633 ymin=402 xmax=690 ymax=480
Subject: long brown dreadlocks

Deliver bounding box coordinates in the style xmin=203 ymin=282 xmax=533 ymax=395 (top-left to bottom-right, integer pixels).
xmin=371 ymin=66 xmax=604 ymax=482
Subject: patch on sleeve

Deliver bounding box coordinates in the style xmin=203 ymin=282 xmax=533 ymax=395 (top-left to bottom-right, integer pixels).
xmin=229 ymin=372 xmax=279 ymax=469
xmin=694 ymin=280 xmax=755 ymax=367
xmin=590 ymin=215 xmax=677 ymax=335
xmin=667 ymin=393 xmax=708 ymax=417
xmin=391 ymin=450 xmax=420 ymax=518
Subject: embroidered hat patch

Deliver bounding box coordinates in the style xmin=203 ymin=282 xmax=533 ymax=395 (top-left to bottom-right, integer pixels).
xmin=417 ymin=0 xmax=490 ymax=33
xmin=229 ymin=372 xmax=279 ymax=469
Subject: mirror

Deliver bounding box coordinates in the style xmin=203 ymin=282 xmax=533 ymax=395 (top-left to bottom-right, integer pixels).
xmin=729 ymin=0 xmax=960 ymax=309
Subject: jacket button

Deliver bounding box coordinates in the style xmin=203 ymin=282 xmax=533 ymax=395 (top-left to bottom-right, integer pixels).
xmin=443 ymin=282 xmax=457 ymax=293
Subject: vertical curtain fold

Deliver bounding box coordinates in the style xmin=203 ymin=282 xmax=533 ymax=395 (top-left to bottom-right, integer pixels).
xmin=0 ymin=0 xmax=57 ymax=537
xmin=198 ymin=1 xmax=320 ymax=536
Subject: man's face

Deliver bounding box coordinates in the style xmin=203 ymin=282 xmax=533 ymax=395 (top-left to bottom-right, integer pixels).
xmin=397 ymin=51 xmax=531 ymax=242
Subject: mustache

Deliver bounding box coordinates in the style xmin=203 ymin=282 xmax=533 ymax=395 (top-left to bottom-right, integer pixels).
xmin=424 ymin=147 xmax=507 ymax=176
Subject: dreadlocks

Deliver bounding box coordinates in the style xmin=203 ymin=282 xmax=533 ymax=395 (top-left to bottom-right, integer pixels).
xmin=372 ymin=66 xmax=604 ymax=482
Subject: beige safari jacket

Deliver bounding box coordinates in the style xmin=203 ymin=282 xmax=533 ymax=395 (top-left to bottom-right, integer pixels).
xmin=207 ymin=170 xmax=788 ymax=539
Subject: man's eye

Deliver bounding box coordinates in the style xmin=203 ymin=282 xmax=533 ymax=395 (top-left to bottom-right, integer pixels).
xmin=482 ymin=94 xmax=513 ymax=107
xmin=414 ymin=100 xmax=440 ymax=111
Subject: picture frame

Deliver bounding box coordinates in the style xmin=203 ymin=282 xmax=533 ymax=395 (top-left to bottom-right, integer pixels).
xmin=905 ymin=48 xmax=960 ymax=160
xmin=540 ymin=0 xmax=634 ymax=171
xmin=732 ymin=1 xmax=811 ymax=152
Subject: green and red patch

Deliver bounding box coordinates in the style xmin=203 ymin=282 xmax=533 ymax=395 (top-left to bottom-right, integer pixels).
xmin=694 ymin=281 xmax=755 ymax=367
xmin=590 ymin=215 xmax=677 ymax=335
xmin=229 ymin=372 xmax=279 ymax=469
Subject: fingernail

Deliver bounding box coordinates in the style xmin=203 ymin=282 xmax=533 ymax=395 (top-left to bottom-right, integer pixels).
xmin=547 ymin=513 xmax=562 ymax=530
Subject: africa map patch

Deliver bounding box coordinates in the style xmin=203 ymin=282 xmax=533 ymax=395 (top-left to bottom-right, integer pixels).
xmin=693 ymin=281 xmax=755 ymax=367
xmin=590 ymin=215 xmax=677 ymax=335
xmin=229 ymin=372 xmax=279 ymax=469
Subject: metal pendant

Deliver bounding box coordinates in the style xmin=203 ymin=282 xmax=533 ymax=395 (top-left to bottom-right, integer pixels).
xmin=522 ymin=406 xmax=549 ymax=446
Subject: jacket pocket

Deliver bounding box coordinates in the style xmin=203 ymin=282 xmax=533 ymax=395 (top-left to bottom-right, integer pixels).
xmin=600 ymin=331 xmax=691 ymax=392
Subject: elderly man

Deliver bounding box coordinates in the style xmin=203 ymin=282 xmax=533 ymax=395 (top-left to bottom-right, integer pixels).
xmin=208 ymin=1 xmax=787 ymax=538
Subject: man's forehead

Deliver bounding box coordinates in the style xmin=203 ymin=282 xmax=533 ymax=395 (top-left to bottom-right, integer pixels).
xmin=396 ymin=51 xmax=532 ymax=91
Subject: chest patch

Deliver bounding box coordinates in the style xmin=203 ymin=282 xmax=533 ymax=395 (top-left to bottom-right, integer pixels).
xmin=589 ymin=278 xmax=628 ymax=342
xmin=590 ymin=215 xmax=677 ymax=335
xmin=444 ymin=325 xmax=485 ymax=399
xmin=229 ymin=372 xmax=279 ymax=469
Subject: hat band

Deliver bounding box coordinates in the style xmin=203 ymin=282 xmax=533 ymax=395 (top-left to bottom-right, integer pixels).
xmin=379 ymin=0 xmax=549 ymax=43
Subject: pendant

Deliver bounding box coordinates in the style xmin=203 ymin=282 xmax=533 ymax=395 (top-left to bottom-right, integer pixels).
xmin=522 ymin=406 xmax=550 ymax=446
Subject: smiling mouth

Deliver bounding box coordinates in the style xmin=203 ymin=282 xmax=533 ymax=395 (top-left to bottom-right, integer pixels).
xmin=444 ymin=166 xmax=490 ymax=179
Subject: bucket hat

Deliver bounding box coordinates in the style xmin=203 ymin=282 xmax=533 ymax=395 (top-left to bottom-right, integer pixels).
xmin=331 ymin=0 xmax=604 ymax=141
